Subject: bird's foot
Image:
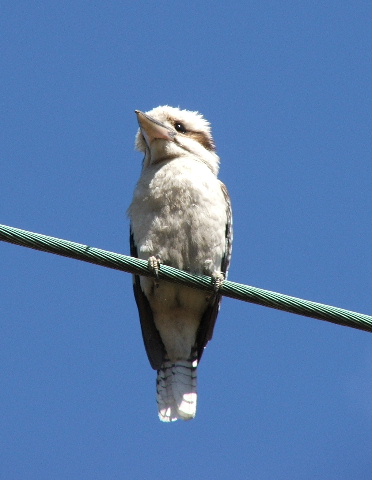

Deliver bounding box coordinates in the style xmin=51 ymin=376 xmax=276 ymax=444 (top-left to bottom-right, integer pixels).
xmin=211 ymin=271 xmax=225 ymax=293
xmin=148 ymin=255 xmax=161 ymax=287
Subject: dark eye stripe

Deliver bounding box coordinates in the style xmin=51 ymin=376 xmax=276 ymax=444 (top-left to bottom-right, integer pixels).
xmin=189 ymin=131 xmax=216 ymax=151
xmin=172 ymin=121 xmax=216 ymax=152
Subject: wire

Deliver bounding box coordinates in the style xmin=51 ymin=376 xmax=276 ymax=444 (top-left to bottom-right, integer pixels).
xmin=1 ymin=223 xmax=371 ymax=332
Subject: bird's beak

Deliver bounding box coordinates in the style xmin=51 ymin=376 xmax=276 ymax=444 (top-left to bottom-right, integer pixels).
xmin=135 ymin=110 xmax=176 ymax=146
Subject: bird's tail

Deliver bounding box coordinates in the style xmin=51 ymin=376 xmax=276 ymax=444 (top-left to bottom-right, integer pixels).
xmin=156 ymin=359 xmax=197 ymax=422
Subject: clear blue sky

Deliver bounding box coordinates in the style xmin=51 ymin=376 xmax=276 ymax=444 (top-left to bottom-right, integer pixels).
xmin=1 ymin=2 xmax=370 ymax=479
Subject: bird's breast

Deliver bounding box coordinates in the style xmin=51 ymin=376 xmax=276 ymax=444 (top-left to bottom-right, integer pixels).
xmin=129 ymin=158 xmax=227 ymax=274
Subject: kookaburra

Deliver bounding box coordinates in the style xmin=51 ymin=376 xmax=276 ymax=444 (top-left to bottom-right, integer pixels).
xmin=128 ymin=106 xmax=232 ymax=422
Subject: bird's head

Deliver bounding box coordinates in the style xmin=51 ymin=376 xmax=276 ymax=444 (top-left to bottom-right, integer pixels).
xmin=135 ymin=106 xmax=220 ymax=175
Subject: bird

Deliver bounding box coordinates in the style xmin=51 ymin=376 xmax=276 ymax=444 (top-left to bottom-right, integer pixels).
xmin=128 ymin=105 xmax=232 ymax=422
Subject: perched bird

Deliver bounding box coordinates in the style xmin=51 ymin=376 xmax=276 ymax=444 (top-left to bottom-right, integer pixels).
xmin=128 ymin=106 xmax=232 ymax=422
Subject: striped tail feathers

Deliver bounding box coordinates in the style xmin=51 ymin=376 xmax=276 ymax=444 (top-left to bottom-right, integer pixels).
xmin=156 ymin=359 xmax=198 ymax=422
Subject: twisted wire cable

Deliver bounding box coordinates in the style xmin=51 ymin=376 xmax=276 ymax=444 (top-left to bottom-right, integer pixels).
xmin=1 ymin=223 xmax=370 ymax=332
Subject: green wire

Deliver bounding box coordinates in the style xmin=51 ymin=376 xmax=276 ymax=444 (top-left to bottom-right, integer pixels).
xmin=1 ymin=223 xmax=371 ymax=332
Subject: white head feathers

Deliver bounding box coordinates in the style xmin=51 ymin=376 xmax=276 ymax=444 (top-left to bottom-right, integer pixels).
xmin=135 ymin=105 xmax=220 ymax=175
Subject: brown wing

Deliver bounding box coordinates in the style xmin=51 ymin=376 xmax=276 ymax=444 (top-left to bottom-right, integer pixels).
xmin=130 ymin=229 xmax=165 ymax=370
xmin=195 ymin=181 xmax=233 ymax=362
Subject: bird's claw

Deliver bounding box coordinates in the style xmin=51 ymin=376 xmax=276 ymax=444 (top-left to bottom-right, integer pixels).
xmin=211 ymin=272 xmax=225 ymax=293
xmin=148 ymin=256 xmax=161 ymax=286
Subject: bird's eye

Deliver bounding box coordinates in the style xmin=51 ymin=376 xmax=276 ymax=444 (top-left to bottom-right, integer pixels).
xmin=174 ymin=122 xmax=187 ymax=133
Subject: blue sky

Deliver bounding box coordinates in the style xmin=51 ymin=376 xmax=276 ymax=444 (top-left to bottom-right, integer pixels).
xmin=0 ymin=2 xmax=370 ymax=479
